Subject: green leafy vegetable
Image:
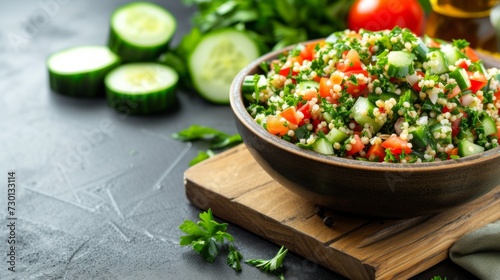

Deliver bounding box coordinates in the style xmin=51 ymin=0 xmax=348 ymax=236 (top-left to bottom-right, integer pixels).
xmin=172 ymin=125 xmax=243 ymax=165
xmin=172 ymin=124 xmax=242 ymax=149
xmin=245 ymin=245 xmax=288 ymax=280
xmin=179 ymin=208 xmax=234 ymax=262
xmin=189 ymin=149 xmax=215 ymax=166
xmin=227 ymin=244 xmax=244 ymax=272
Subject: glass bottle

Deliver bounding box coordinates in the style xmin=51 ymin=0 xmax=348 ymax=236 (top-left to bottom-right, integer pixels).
xmin=425 ymin=0 xmax=498 ymax=52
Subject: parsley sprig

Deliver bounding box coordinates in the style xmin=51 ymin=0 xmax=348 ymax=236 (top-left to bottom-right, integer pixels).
xmin=172 ymin=125 xmax=243 ymax=165
xmin=179 ymin=209 xmax=289 ymax=277
xmin=179 ymin=209 xmax=238 ymax=264
xmin=245 ymin=246 xmax=289 ymax=280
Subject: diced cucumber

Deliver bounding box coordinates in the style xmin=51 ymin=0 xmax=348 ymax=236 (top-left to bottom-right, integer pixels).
xmin=449 ymin=67 xmax=471 ymax=90
xmin=387 ymin=51 xmax=415 ymax=78
xmin=47 ymin=46 xmax=121 ymax=97
xmin=440 ymin=44 xmax=465 ymax=65
xmin=458 ymin=140 xmax=484 ymax=157
xmin=430 ymin=123 xmax=452 ymax=144
xmin=188 ymin=28 xmax=260 ymax=104
xmin=480 ymin=114 xmax=498 ymax=136
xmin=107 ymin=2 xmax=177 ymax=62
xmin=322 ymin=112 xmax=333 ymax=123
xmin=408 ymin=125 xmax=429 ymax=149
xmin=312 ymin=137 xmax=334 ymax=155
xmin=105 ymin=62 xmax=178 ymax=114
xmin=325 ymin=127 xmax=349 ymax=144
xmin=298 ymin=80 xmax=320 ymax=90
xmin=242 ymin=74 xmax=266 ymax=102
xmin=413 ymin=39 xmax=429 ymax=62
xmin=351 ymin=97 xmax=383 ymax=133
xmin=426 ymin=50 xmax=448 ymax=74
xmin=456 ymin=128 xmax=474 ymax=141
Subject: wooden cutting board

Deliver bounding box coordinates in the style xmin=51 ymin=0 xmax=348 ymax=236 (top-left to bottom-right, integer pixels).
xmin=184 ymin=144 xmax=500 ymax=280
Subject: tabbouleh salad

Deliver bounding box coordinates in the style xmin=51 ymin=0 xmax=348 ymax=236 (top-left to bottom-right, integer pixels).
xmin=243 ymin=27 xmax=500 ymax=163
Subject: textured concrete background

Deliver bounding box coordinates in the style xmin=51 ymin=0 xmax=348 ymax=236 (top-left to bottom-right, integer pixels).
xmin=0 ymin=0 xmax=477 ymax=279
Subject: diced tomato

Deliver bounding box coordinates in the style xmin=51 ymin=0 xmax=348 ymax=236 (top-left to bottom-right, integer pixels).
xmin=345 ymin=69 xmax=369 ymax=77
xmin=450 ymin=117 xmax=461 ymax=138
xmin=279 ymin=66 xmax=299 ymax=83
xmin=447 ymin=147 xmax=459 ymax=159
xmin=467 ymin=71 xmax=487 ymax=93
xmin=297 ymin=102 xmax=312 ymax=126
xmin=346 ymin=134 xmax=365 ymax=156
xmin=345 ymin=77 xmax=368 ymax=98
xmin=456 ymin=60 xmax=469 ymax=69
xmin=279 ymin=107 xmax=302 ymax=125
xmin=447 ymin=85 xmax=461 ymax=99
xmin=411 ymin=71 xmax=425 ymax=92
xmin=463 ymin=46 xmax=479 ymax=62
xmin=348 ymin=120 xmax=363 ymax=135
xmin=337 ymin=49 xmax=363 ymax=72
xmin=289 ymin=55 xmax=304 ymax=65
xmin=300 ymin=89 xmax=319 ymax=101
xmin=299 ymin=41 xmax=325 ymax=61
xmin=381 ymin=134 xmax=412 ymax=155
xmin=330 ymin=72 xmax=344 ymax=85
xmin=266 ymin=115 xmax=289 ymax=136
xmin=300 ymin=43 xmax=315 ymax=61
xmin=496 ymin=125 xmax=500 ymax=139
xmin=366 ymin=143 xmax=385 ymax=162
xmin=426 ymin=39 xmax=441 ymax=48
xmin=319 ymin=77 xmax=332 ymax=98
xmin=312 ymin=118 xmax=329 ymax=134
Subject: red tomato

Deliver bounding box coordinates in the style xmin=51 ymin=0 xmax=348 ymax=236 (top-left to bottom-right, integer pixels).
xmin=366 ymin=143 xmax=385 ymax=162
xmin=297 ymin=102 xmax=312 ymax=126
xmin=345 ymin=78 xmax=368 ymax=98
xmin=279 ymin=107 xmax=302 ymax=125
xmin=266 ymin=115 xmax=289 ymax=136
xmin=381 ymin=134 xmax=412 ymax=154
xmin=450 ymin=117 xmax=461 ymax=138
xmin=346 ymin=134 xmax=365 ymax=156
xmin=347 ymin=0 xmax=425 ymax=35
xmin=337 ymin=49 xmax=363 ymax=72
xmin=463 ymin=47 xmax=479 ymax=62
xmin=319 ymin=77 xmax=332 ymax=98
xmin=467 ymin=71 xmax=487 ymax=93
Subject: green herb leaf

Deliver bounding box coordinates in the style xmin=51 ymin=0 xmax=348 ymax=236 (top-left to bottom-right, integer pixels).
xmin=227 ymin=244 xmax=244 ymax=272
xmin=189 ymin=150 xmax=215 ymax=166
xmin=179 ymin=209 xmax=234 ymax=263
xmin=245 ymin=245 xmax=288 ymax=280
xmin=172 ymin=124 xmax=228 ymax=141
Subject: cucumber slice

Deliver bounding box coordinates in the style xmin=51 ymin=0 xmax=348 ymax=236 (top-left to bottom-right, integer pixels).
xmin=312 ymin=137 xmax=334 ymax=155
xmin=430 ymin=123 xmax=452 ymax=145
xmin=108 ymin=2 xmax=176 ymax=62
xmin=480 ymin=114 xmax=498 ymax=136
xmin=426 ymin=50 xmax=448 ymax=75
xmin=242 ymin=74 xmax=266 ymax=103
xmin=408 ymin=125 xmax=429 ymax=149
xmin=449 ymin=67 xmax=471 ymax=90
xmin=325 ymin=127 xmax=349 ymax=144
xmin=387 ymin=51 xmax=415 ymax=78
xmin=188 ymin=28 xmax=260 ymax=104
xmin=47 ymin=46 xmax=121 ymax=97
xmin=458 ymin=140 xmax=484 ymax=157
xmin=105 ymin=62 xmax=178 ymax=114
xmin=351 ymin=97 xmax=383 ymax=133
xmin=440 ymin=44 xmax=465 ymax=65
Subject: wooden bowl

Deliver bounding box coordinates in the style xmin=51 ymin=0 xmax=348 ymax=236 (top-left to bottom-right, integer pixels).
xmin=229 ymin=45 xmax=500 ymax=218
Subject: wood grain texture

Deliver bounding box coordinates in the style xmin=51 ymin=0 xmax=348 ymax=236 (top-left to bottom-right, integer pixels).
xmin=184 ymin=144 xmax=500 ymax=280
